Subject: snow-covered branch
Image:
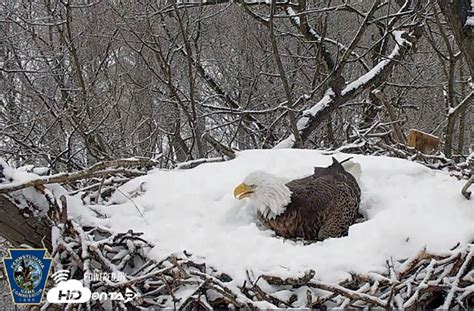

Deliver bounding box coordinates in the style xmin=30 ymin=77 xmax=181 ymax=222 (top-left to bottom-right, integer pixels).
xmin=275 ymin=26 xmax=422 ymax=149
xmin=0 ymin=158 xmax=159 ymax=194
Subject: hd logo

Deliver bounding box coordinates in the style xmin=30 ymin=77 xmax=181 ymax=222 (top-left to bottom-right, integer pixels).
xmin=47 ymin=270 xmax=91 ymax=303
xmin=46 ymin=279 xmax=92 ymax=303
xmin=46 ymin=269 xmax=138 ymax=304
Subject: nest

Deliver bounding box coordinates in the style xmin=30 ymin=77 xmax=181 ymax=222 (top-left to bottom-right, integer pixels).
xmin=48 ymin=200 xmax=473 ymax=309
xmin=1 ymin=155 xmax=472 ymax=309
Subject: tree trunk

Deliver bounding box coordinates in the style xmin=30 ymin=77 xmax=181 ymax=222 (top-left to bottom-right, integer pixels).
xmin=0 ymin=195 xmax=52 ymax=250
xmin=437 ymin=0 xmax=474 ymax=79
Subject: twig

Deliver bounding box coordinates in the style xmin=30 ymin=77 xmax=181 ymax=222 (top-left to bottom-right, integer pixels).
xmin=201 ymin=133 xmax=236 ymax=159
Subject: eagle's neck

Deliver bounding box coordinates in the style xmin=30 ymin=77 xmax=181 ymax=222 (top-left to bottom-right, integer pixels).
xmin=253 ymin=178 xmax=292 ymax=220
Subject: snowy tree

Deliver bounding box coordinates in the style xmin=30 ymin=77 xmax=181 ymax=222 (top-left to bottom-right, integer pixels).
xmin=0 ymin=0 xmax=473 ymax=309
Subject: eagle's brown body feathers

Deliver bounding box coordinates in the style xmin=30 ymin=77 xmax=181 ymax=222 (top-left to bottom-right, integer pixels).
xmin=257 ymin=159 xmax=361 ymax=240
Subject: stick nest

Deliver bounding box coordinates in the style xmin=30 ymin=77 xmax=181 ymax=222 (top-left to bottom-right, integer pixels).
xmin=47 ymin=207 xmax=473 ymax=309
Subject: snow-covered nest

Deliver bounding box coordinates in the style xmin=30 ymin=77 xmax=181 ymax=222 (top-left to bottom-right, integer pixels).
xmin=83 ymin=149 xmax=473 ymax=286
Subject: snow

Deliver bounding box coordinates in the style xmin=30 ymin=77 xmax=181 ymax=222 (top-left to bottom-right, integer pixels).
xmin=82 ymin=150 xmax=474 ymax=286
xmin=0 ymin=161 xmax=53 ymax=214
xmin=466 ymin=0 xmax=474 ymax=26
xmin=467 ymin=17 xmax=474 ymax=26
xmin=299 ymin=88 xmax=335 ymax=127
xmin=273 ymin=134 xmax=295 ymax=149
xmin=0 ymin=159 xmax=96 ymax=221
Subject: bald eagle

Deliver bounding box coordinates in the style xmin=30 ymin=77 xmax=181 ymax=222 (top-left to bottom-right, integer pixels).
xmin=233 ymin=158 xmax=361 ymax=241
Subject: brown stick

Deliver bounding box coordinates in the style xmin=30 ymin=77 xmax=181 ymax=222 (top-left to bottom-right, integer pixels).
xmin=461 ymin=176 xmax=473 ymax=199
xmin=202 ymin=133 xmax=236 ymax=159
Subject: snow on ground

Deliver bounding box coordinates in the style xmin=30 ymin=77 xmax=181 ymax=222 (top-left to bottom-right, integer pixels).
xmin=85 ymin=149 xmax=474 ymax=285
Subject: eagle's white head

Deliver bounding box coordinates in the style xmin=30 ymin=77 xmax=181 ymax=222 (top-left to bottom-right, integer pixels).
xmin=233 ymin=171 xmax=292 ymax=219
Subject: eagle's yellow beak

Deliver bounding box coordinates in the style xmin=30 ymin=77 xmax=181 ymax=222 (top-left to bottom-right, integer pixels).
xmin=234 ymin=183 xmax=254 ymax=199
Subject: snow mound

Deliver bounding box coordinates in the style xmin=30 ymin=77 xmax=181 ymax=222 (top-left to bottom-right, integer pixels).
xmin=89 ymin=150 xmax=474 ymax=284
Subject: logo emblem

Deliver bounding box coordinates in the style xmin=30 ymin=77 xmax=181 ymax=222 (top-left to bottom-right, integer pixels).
xmin=3 ymin=249 xmax=52 ymax=304
xmin=46 ymin=279 xmax=92 ymax=303
xmin=46 ymin=268 xmax=91 ymax=304
xmin=46 ymin=269 xmax=137 ymax=304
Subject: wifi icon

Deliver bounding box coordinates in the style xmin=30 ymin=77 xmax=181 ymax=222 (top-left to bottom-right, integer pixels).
xmin=51 ymin=270 xmax=70 ymax=284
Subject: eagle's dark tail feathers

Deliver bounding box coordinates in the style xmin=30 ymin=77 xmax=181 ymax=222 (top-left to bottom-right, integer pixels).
xmin=329 ymin=157 xmax=362 ymax=183
xmin=328 ymin=157 xmax=352 ymax=173
xmin=313 ymin=157 xmax=360 ymax=179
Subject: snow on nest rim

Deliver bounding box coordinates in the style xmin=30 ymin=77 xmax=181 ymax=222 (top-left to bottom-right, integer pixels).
xmin=82 ymin=149 xmax=474 ymax=285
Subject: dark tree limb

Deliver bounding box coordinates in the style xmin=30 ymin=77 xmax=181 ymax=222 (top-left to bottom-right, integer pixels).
xmin=0 ymin=194 xmax=52 ymax=250
xmin=202 ymin=133 xmax=236 ymax=159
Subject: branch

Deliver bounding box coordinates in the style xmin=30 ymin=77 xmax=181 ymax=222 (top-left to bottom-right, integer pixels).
xmin=275 ymin=25 xmax=422 ymax=148
xmin=0 ymin=194 xmax=53 ymax=249
xmin=202 ymin=133 xmax=236 ymax=159
xmin=462 ymin=176 xmax=473 ymax=199
xmin=0 ymin=158 xmax=159 ymax=194
xmin=448 ymin=90 xmax=474 ymax=118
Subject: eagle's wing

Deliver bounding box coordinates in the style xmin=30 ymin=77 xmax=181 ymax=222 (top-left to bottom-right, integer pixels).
xmin=285 ymin=163 xmax=361 ymax=240
xmin=285 ymin=175 xmax=335 ymax=239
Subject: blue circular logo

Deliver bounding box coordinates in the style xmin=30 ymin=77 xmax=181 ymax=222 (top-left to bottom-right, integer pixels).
xmin=12 ymin=257 xmax=43 ymax=291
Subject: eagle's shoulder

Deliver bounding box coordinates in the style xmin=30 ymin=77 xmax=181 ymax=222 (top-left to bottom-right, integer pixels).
xmin=286 ymin=164 xmax=361 ymax=204
xmin=285 ymin=174 xmax=333 ymax=212
xmin=286 ymin=167 xmax=349 ymax=191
